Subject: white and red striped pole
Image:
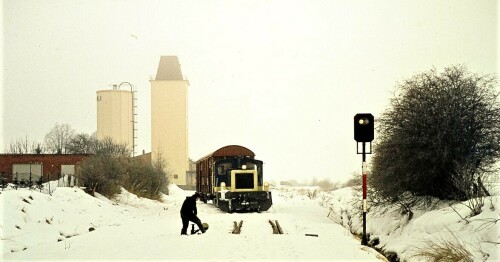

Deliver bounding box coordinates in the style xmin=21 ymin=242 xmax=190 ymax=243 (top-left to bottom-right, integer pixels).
xmin=361 ymin=143 xmax=368 ymax=245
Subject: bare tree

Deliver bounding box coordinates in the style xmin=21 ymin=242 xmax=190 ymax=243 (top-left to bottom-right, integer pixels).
xmin=44 ymin=123 xmax=75 ymax=154
xmin=91 ymin=137 xmax=130 ymax=157
xmin=66 ymin=132 xmax=96 ymax=154
xmin=7 ymin=135 xmax=43 ymax=154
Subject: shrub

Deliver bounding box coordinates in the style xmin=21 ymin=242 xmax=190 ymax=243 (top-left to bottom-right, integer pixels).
xmin=372 ymin=65 xmax=500 ymax=201
xmin=306 ymin=189 xmax=320 ymax=199
xmin=75 ymin=138 xmax=169 ymax=200
xmin=122 ymin=158 xmax=168 ymax=200
xmin=343 ymin=172 xmax=362 ymax=188
xmin=76 ymin=155 xmax=126 ymax=197
xmin=412 ymin=229 xmax=473 ymax=262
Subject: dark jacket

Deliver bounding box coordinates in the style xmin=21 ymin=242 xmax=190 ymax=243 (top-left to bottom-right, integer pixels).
xmin=180 ymin=194 xmax=199 ymax=216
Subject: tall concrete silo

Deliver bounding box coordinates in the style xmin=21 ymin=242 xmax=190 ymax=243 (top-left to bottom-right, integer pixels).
xmin=150 ymin=56 xmax=189 ymax=186
xmin=96 ymin=86 xmax=135 ymax=155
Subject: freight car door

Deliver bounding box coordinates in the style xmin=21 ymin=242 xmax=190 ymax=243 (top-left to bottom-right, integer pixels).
xmin=209 ymin=167 xmax=213 ymax=194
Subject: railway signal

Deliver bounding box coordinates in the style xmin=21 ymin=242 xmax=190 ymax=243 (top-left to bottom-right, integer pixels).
xmin=354 ymin=113 xmax=374 ymax=246
xmin=354 ymin=114 xmax=374 ymax=142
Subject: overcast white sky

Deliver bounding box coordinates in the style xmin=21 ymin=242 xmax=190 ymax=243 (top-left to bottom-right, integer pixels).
xmin=1 ymin=0 xmax=498 ymax=183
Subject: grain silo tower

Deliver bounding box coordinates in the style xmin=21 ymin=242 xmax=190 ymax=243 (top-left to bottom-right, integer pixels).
xmin=96 ymin=83 xmax=136 ymax=155
xmin=150 ymin=56 xmax=189 ymax=186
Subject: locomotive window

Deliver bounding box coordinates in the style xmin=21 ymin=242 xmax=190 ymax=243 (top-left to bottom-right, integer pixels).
xmin=235 ymin=173 xmax=254 ymax=189
xmin=217 ymin=163 xmax=232 ymax=175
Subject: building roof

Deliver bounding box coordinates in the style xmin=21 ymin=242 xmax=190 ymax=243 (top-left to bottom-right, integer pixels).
xmin=0 ymin=154 xmax=92 ymax=157
xmin=155 ymin=56 xmax=184 ymax=81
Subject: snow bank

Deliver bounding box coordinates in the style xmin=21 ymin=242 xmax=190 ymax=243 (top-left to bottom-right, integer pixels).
xmin=1 ymin=187 xmax=123 ymax=253
xmin=325 ymin=187 xmax=500 ymax=261
xmin=1 ymin=184 xmax=385 ymax=261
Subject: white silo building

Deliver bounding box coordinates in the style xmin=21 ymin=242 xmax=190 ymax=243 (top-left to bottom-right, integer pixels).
xmin=150 ymin=56 xmax=189 ymax=186
xmin=96 ymin=85 xmax=135 ymax=155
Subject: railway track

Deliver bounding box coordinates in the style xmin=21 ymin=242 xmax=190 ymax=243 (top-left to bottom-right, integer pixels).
xmin=231 ymin=220 xmax=284 ymax=234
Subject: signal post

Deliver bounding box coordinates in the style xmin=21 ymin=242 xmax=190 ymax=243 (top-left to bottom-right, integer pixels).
xmin=354 ymin=113 xmax=374 ymax=246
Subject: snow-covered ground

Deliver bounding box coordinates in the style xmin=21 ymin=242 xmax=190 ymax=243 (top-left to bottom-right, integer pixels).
xmin=324 ymin=187 xmax=500 ymax=261
xmin=1 ymin=184 xmax=384 ymax=261
xmin=2 ymin=183 xmax=498 ymax=261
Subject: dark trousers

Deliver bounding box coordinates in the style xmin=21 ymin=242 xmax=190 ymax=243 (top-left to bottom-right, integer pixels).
xmin=181 ymin=214 xmax=204 ymax=235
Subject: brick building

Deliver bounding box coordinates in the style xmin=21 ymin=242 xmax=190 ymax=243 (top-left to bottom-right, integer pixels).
xmin=0 ymin=154 xmax=91 ymax=183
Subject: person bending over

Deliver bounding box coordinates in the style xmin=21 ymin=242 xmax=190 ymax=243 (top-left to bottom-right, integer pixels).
xmin=180 ymin=192 xmax=205 ymax=235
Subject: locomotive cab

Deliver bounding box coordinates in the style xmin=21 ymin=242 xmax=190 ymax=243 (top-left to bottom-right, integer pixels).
xmin=213 ymin=157 xmax=272 ymax=212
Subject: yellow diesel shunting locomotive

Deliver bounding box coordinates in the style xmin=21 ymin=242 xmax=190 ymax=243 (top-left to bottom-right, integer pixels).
xmin=195 ymin=145 xmax=272 ymax=212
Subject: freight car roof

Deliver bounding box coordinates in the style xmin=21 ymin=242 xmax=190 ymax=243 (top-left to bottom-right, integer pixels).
xmin=196 ymin=145 xmax=255 ymax=163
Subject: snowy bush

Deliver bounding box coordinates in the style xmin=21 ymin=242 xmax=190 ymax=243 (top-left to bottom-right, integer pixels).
xmin=74 ymin=138 xmax=170 ymax=199
xmin=306 ymin=189 xmax=320 ymax=199
xmin=372 ymin=65 xmax=500 ymax=202
xmin=121 ymin=158 xmax=168 ymax=200
xmin=76 ymin=154 xmax=126 ymax=197
xmin=411 ymin=229 xmax=474 ymax=262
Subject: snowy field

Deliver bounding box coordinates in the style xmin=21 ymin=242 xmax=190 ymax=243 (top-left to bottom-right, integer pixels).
xmin=1 ymin=184 xmax=384 ymax=261
xmin=1 ymin=183 xmax=498 ymax=261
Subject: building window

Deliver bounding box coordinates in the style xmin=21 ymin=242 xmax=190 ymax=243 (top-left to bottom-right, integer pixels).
xmin=13 ymin=164 xmax=43 ymax=181
xmin=174 ymin=174 xmax=178 ymax=179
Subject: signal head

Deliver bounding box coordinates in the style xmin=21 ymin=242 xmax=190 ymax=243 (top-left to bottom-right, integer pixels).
xmin=354 ymin=113 xmax=374 ymax=142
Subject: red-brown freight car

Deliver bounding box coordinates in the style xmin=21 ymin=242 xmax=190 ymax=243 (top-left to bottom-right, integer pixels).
xmin=195 ymin=145 xmax=272 ymax=212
